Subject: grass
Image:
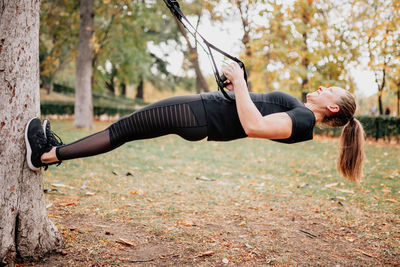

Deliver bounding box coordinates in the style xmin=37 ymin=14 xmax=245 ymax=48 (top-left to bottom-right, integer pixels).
xmin=41 ymin=120 xmax=400 ymax=266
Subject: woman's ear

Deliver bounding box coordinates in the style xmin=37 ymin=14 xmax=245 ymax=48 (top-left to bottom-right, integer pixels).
xmin=327 ymin=104 xmax=340 ymax=113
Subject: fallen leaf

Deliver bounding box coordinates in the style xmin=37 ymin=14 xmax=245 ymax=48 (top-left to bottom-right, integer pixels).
xmin=44 ymin=188 xmax=65 ymax=195
xmin=80 ymin=181 xmax=88 ymax=190
xmin=384 ymin=199 xmax=398 ymax=203
xmin=325 ymin=182 xmax=338 ymax=188
xmin=196 ymin=176 xmax=215 ymax=181
xmin=335 ymin=188 xmax=355 ymax=194
xmin=179 ymin=221 xmax=196 ymax=226
xmin=116 ymin=238 xmax=134 ymax=247
xmin=298 ymin=183 xmax=309 ymax=188
xmin=51 ymin=183 xmax=73 ymax=189
xmin=197 ymin=250 xmax=214 ymax=257
xmin=57 ymin=202 xmax=76 ymax=207
xmin=356 ymin=249 xmax=377 ymax=258
xmin=129 ymin=189 xmax=144 ymax=195
xmin=245 ymin=243 xmax=253 ymax=249
xmin=239 ymin=221 xmax=246 ymax=226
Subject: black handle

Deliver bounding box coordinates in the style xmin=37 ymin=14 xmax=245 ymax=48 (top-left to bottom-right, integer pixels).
xmin=219 ymin=61 xmax=245 ymax=88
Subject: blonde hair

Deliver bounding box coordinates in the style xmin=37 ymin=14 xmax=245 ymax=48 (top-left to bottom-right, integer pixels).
xmin=323 ymin=90 xmax=365 ymax=183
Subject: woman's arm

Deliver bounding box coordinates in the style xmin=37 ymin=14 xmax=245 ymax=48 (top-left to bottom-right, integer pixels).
xmin=222 ymin=63 xmax=292 ymax=139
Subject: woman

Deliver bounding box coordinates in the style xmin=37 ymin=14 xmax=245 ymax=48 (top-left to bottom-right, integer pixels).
xmin=25 ymin=63 xmax=365 ymax=182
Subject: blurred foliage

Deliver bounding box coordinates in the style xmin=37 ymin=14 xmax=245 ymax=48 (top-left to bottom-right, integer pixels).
xmin=314 ymin=115 xmax=400 ymax=141
xmin=350 ymin=0 xmax=400 ymax=114
xmin=40 ymin=0 xmax=79 ymax=93
xmin=41 ymin=89 xmax=147 ymax=117
xmin=40 ymin=0 xmax=400 ymax=112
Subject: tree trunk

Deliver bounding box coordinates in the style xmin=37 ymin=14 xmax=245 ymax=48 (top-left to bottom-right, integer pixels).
xmin=74 ymin=0 xmax=94 ymax=128
xmin=136 ymin=79 xmax=144 ymax=99
xmin=378 ymin=90 xmax=383 ymax=115
xmin=397 ymin=85 xmax=399 ymax=117
xmin=175 ymin=19 xmax=209 ymax=93
xmin=235 ymin=0 xmax=252 ymax=91
xmin=105 ymin=63 xmax=117 ymax=95
xmin=300 ymin=29 xmax=310 ymax=103
xmin=301 ymin=77 xmax=309 ymax=103
xmin=0 ymin=1 xmax=62 ymax=265
xmin=43 ymin=79 xmax=54 ymax=95
xmin=121 ymin=82 xmax=126 ymax=97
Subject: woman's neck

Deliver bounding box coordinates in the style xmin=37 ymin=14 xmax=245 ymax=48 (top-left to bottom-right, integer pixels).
xmin=304 ymin=102 xmax=324 ymax=123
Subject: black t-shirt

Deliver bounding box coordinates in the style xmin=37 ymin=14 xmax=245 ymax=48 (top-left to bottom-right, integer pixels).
xmin=200 ymin=91 xmax=315 ymax=144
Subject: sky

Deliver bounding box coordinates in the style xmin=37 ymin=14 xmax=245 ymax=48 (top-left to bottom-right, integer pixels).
xmin=152 ymin=2 xmax=378 ymax=98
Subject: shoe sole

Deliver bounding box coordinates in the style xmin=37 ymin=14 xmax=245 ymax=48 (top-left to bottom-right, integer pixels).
xmin=25 ymin=117 xmax=40 ymax=171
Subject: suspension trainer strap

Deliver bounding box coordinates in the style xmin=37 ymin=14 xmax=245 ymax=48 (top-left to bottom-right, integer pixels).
xmin=163 ymin=0 xmax=247 ymax=101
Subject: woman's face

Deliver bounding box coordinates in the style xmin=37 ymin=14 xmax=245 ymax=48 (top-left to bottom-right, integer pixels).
xmin=306 ymin=86 xmax=346 ymax=112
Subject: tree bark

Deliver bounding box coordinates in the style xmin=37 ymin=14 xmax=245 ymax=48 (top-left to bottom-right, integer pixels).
xmin=121 ymin=82 xmax=126 ymax=97
xmin=175 ymin=19 xmax=209 ymax=93
xmin=0 ymin=0 xmax=62 ymax=265
xmin=235 ymin=0 xmax=252 ymax=91
xmin=136 ymin=78 xmax=144 ymax=99
xmin=397 ymin=84 xmax=399 ymax=117
xmin=74 ymin=0 xmax=94 ymax=128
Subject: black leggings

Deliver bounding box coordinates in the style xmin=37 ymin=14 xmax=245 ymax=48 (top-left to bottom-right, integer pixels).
xmin=55 ymin=95 xmax=208 ymax=161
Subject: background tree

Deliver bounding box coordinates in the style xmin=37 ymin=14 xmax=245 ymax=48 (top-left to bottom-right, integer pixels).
xmin=93 ymin=0 xmax=184 ymax=99
xmin=204 ymin=0 xmax=259 ymax=91
xmin=352 ymin=0 xmax=397 ymax=115
xmin=40 ymin=0 xmax=79 ymax=94
xmin=250 ymin=1 xmax=292 ymax=92
xmin=74 ymin=0 xmax=94 ymax=128
xmin=174 ymin=2 xmax=210 ymax=94
xmin=0 ymin=1 xmax=62 ymax=264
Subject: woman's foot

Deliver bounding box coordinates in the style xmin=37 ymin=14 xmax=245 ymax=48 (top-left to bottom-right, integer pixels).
xmin=25 ymin=117 xmax=53 ymax=171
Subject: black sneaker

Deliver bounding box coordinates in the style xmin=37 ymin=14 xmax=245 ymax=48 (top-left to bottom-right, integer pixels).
xmin=43 ymin=118 xmax=64 ymax=147
xmin=25 ymin=117 xmax=52 ymax=171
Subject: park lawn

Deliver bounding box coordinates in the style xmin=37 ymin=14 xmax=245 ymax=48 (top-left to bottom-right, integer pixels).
xmin=36 ymin=120 xmax=399 ymax=266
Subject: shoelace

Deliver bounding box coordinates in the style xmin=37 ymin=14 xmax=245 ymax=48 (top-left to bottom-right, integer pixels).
xmin=48 ymin=130 xmax=63 ymax=170
xmin=38 ymin=129 xmax=64 ymax=171
xmin=49 ymin=130 xmax=64 ymax=146
xmin=33 ymin=130 xmax=52 ymax=170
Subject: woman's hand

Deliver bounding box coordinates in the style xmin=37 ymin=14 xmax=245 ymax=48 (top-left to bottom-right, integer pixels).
xmin=222 ymin=62 xmax=244 ymax=91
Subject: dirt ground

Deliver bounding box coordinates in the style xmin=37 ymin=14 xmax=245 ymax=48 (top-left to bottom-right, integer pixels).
xmin=20 ymin=195 xmax=400 ymax=267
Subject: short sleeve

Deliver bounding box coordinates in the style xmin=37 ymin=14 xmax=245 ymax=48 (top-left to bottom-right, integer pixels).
xmin=273 ymin=107 xmax=315 ymax=144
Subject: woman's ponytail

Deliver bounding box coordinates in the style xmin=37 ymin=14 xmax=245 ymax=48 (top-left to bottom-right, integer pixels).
xmin=337 ymin=118 xmax=365 ymax=183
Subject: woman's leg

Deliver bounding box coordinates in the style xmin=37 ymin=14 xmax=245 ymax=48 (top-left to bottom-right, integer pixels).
xmin=42 ymin=95 xmax=207 ymax=163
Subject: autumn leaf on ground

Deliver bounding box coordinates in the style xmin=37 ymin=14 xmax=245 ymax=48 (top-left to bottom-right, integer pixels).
xmin=116 ymin=238 xmax=135 ymax=247
xmin=51 ymin=183 xmax=74 ymax=189
xmin=335 ymin=188 xmax=355 ymax=194
xmin=129 ymin=189 xmax=144 ymax=195
xmin=57 ymin=202 xmax=77 ymax=207
xmin=179 ymin=220 xmax=196 ymax=226
xmin=196 ymin=250 xmax=214 ymax=257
